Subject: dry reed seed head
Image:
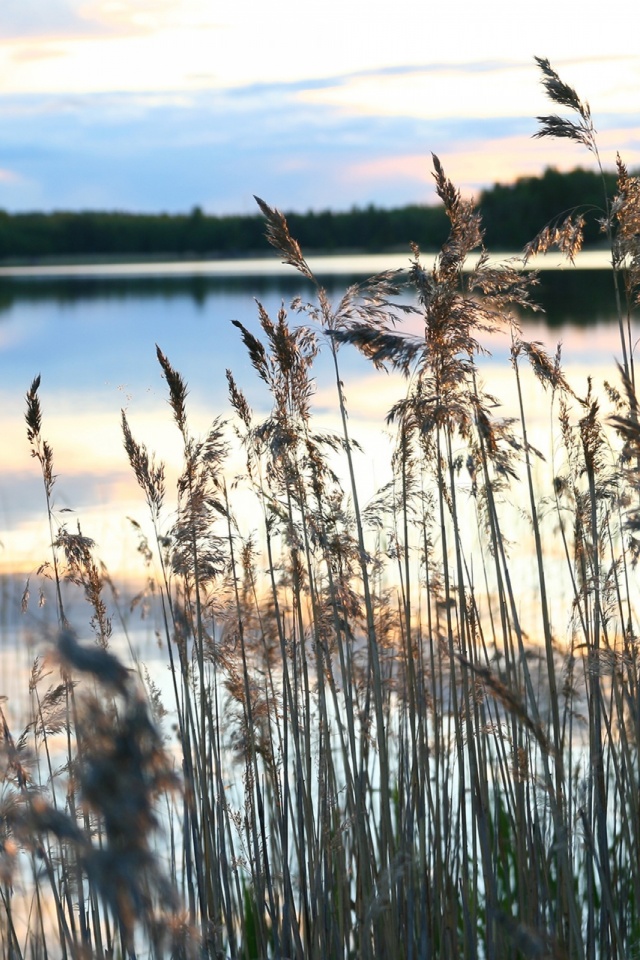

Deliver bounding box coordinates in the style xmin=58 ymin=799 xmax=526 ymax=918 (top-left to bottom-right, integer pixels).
xmin=609 ymin=155 xmax=640 ymax=302
xmin=512 ymin=745 xmax=530 ymax=784
xmin=83 ymin=845 xmax=178 ymax=953
xmin=198 ymin=421 xmax=230 ymax=496
xmin=232 ymin=318 xmax=270 ymax=384
xmin=34 ymin=686 xmax=69 ymax=739
xmin=28 ymin=655 xmax=51 ymax=692
xmin=252 ymin=302 xmax=319 ymax=419
xmin=514 ymin=339 xmax=574 ymax=396
xmin=565 ymin=214 xmax=588 ymax=261
xmin=468 ymin=261 xmax=539 ymax=316
xmin=226 ymin=368 xmax=253 ymax=429
xmin=18 ymin=796 xmax=87 ymax=847
xmin=56 ymin=627 xmax=131 ymax=694
xmin=578 ymin=392 xmax=605 ymax=475
xmin=0 ymin=708 xmax=33 ymax=788
xmin=533 ymin=115 xmax=597 ymax=154
xmin=288 ymin=288 xmax=333 ymax=334
xmin=157 ymin=910 xmax=202 ymax=960
xmin=433 ymin=159 xmax=484 ymax=270
xmin=39 ymin=440 xmax=55 ymax=496
xmin=408 ymin=250 xmax=434 ymax=308
xmin=455 ymin=652 xmax=554 ymax=757
xmin=316 ymin=285 xmax=336 ymax=329
xmin=156 ymin=344 xmax=189 ymax=434
xmin=330 ymin=269 xmax=417 ymax=336
xmin=78 ymin=691 xmax=179 ymax=857
xmin=610 ymin=362 xmax=640 ymax=461
xmin=534 ymin=57 xmax=591 ymax=117
xmin=523 ymin=214 xmax=586 ymax=265
xmin=121 ymin=410 xmax=166 ymax=515
xmin=25 ymin=374 xmax=42 ymax=444
xmin=330 ymin=324 xmax=423 ymax=376
xmin=179 ymin=500 xmax=230 ymax=569
xmin=431 ymin=153 xmax=460 ymax=218
xmin=254 ymin=194 xmax=314 ymax=282
xmin=611 ymin=154 xmax=640 ymax=241
xmin=0 ymin=837 xmax=18 ymax=885
xmin=21 ymin=578 xmax=31 ymax=613
xmin=24 ymin=375 xmax=56 ymax=496
xmin=54 ymin=524 xmax=95 ymax=573
xmin=534 ymin=57 xmax=596 ymax=154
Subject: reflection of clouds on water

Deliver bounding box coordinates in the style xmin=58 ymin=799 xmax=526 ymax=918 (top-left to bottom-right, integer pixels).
xmin=0 ymin=265 xmax=636 ymax=580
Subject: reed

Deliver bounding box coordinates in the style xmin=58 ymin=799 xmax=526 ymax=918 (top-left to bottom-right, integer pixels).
xmin=2 ymin=58 xmax=640 ymax=959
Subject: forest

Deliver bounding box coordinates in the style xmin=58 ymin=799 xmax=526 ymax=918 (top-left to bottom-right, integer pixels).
xmin=0 ymin=166 xmax=619 ymax=260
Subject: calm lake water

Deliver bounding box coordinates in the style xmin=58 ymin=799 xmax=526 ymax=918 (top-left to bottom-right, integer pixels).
xmin=0 ymin=250 xmax=635 ymax=749
xmin=0 ymin=252 xmax=635 ymax=655
xmin=0 ymin=254 xmax=635 ymax=960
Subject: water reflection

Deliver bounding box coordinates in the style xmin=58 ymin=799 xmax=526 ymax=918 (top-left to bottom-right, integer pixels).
xmin=0 ymin=273 xmax=309 ymax=315
xmin=0 ymin=261 xmax=635 ymax=582
xmin=0 ymin=265 xmax=621 ymax=327
xmin=533 ymin=269 xmax=619 ymax=326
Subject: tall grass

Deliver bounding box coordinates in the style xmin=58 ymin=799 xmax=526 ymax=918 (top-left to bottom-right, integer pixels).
xmin=2 ymin=58 xmax=640 ymax=959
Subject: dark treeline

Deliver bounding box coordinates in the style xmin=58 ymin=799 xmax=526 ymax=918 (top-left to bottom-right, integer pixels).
xmin=0 ymin=267 xmax=616 ymax=326
xmin=480 ymin=166 xmax=617 ymax=249
xmin=0 ymin=167 xmax=619 ymax=261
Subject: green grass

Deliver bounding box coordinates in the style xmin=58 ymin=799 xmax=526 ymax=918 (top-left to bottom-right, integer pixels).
xmin=2 ymin=58 xmax=640 ymax=959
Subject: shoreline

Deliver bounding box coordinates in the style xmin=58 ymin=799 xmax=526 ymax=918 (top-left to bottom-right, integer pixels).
xmin=0 ymin=248 xmax=615 ymax=279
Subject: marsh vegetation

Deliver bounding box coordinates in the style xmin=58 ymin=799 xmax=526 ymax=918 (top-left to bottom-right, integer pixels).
xmin=2 ymin=59 xmax=640 ymax=959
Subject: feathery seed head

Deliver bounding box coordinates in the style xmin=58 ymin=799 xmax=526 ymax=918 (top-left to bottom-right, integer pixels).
xmin=156 ymin=345 xmax=189 ymax=435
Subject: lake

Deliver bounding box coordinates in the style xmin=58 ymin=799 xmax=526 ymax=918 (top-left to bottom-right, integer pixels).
xmin=0 ymin=251 xmax=634 ymax=651
xmin=1 ymin=252 xmax=638 ymax=959
xmin=0 ymin=252 xmax=631 ymax=564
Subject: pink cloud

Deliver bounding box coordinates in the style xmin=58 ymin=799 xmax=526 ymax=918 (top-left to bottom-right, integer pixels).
xmin=0 ymin=168 xmax=22 ymax=183
xmin=344 ymin=127 xmax=640 ymax=205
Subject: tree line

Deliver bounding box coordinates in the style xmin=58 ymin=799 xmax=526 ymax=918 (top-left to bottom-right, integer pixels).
xmin=0 ymin=167 xmax=619 ymax=261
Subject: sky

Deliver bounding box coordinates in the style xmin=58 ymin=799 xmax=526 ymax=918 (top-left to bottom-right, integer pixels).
xmin=0 ymin=0 xmax=639 ymax=215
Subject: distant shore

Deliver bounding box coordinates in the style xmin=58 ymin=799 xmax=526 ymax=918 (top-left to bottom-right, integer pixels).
xmin=0 ymin=167 xmax=621 ymax=265
xmin=0 ymin=248 xmax=616 ymax=280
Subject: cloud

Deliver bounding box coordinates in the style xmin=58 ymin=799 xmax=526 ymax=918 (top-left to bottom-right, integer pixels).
xmin=1 ymin=0 xmax=639 ymax=98
xmin=0 ymin=167 xmax=23 ymax=183
xmin=0 ymin=0 xmax=186 ymax=41
xmin=0 ymin=1 xmax=102 ymax=40
xmin=0 ymin=69 xmax=639 ymax=216
xmin=297 ymin=57 xmax=640 ymax=122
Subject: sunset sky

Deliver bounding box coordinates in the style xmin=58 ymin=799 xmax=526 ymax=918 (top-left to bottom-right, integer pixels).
xmin=1 ymin=1 xmax=638 ymax=582
xmin=1 ymin=0 xmax=639 ymax=214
